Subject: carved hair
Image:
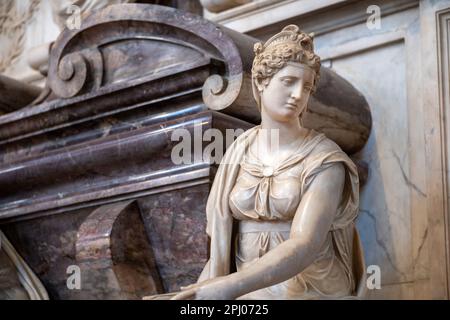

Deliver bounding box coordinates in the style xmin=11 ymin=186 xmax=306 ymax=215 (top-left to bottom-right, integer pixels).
xmin=251 ymin=25 xmax=321 ymax=109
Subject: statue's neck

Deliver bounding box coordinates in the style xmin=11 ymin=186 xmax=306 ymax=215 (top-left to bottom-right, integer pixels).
xmin=260 ymin=115 xmax=308 ymax=148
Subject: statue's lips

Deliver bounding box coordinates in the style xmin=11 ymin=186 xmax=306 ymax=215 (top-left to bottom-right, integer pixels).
xmin=285 ymin=102 xmax=298 ymax=109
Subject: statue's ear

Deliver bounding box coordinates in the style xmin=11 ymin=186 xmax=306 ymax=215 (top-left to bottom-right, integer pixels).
xmin=251 ymin=76 xmax=262 ymax=109
xmin=254 ymin=78 xmax=266 ymax=92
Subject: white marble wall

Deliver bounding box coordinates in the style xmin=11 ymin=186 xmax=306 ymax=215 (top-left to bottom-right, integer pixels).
xmin=313 ymin=5 xmax=423 ymax=299
xmin=334 ymin=41 xmax=411 ymax=281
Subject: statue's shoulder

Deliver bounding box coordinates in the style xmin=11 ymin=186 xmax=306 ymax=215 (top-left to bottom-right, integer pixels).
xmin=308 ymin=130 xmax=344 ymax=156
xmin=230 ymin=126 xmax=259 ymax=146
xmin=241 ymin=126 xmax=260 ymax=137
xmin=305 ymin=131 xmax=357 ymax=175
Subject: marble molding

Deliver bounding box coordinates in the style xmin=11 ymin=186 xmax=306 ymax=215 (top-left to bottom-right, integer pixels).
xmin=0 ymin=75 xmax=42 ymax=115
xmin=200 ymin=0 xmax=252 ymax=13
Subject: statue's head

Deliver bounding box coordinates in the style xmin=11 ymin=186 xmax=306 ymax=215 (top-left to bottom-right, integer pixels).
xmin=251 ymin=25 xmax=321 ymax=122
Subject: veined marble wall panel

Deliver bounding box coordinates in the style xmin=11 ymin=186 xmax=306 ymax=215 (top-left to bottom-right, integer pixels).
xmin=333 ymin=43 xmax=412 ymax=285
xmin=311 ymin=5 xmax=429 ymax=298
xmin=333 ymin=43 xmax=412 ymax=284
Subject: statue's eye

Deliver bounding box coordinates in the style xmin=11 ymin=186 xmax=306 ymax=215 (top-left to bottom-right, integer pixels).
xmin=303 ymin=83 xmax=313 ymax=92
xmin=281 ymin=78 xmax=294 ymax=86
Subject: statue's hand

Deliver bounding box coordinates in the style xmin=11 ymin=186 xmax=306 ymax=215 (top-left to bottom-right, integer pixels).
xmin=171 ymin=276 xmax=236 ymax=300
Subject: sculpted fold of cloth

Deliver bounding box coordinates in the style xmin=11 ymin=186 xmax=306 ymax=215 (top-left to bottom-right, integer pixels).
xmin=0 ymin=230 xmax=48 ymax=300
xmin=145 ymin=24 xmax=366 ymax=300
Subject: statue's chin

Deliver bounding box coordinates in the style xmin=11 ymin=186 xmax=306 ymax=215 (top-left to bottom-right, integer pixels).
xmin=271 ymin=111 xmax=300 ymax=122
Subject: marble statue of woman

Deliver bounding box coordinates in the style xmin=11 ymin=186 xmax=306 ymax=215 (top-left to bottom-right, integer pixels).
xmin=169 ymin=25 xmax=366 ymax=300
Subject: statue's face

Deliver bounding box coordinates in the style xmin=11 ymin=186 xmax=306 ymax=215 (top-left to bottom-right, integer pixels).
xmin=260 ymin=62 xmax=315 ymax=122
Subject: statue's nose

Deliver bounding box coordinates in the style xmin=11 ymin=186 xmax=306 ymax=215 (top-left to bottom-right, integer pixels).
xmin=290 ymin=85 xmax=302 ymax=100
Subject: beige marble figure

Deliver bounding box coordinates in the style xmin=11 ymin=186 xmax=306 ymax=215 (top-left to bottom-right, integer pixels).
xmin=166 ymin=25 xmax=366 ymax=300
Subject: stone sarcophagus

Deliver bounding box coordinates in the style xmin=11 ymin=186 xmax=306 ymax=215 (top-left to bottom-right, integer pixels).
xmin=0 ymin=4 xmax=371 ymax=299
